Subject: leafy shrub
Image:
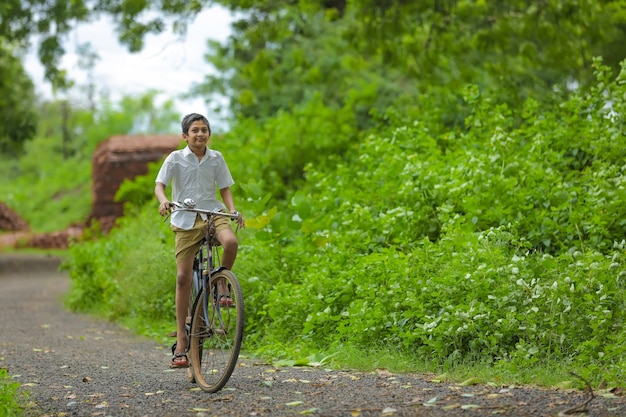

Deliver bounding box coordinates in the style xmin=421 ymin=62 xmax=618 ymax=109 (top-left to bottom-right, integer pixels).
xmin=0 ymin=368 xmax=24 ymax=416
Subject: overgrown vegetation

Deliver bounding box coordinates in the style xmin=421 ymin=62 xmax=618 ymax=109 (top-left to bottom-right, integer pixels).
xmin=0 ymin=368 xmax=25 ymax=417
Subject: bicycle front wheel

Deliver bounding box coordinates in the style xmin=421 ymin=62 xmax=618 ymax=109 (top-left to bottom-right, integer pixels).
xmin=186 ymin=269 xmax=201 ymax=383
xmin=189 ymin=269 xmax=244 ymax=393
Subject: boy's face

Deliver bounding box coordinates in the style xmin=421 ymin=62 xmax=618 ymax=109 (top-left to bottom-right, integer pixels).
xmin=183 ymin=120 xmax=211 ymax=151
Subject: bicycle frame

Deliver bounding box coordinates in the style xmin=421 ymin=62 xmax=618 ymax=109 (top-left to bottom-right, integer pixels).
xmin=192 ymin=216 xmax=228 ymax=336
xmin=168 ymin=201 xmax=239 ymax=332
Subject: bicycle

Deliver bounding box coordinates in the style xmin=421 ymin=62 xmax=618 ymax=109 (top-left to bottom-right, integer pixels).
xmin=166 ymin=199 xmax=245 ymax=393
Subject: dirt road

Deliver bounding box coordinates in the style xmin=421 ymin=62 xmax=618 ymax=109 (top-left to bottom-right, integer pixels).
xmin=1 ymin=253 xmax=625 ymax=417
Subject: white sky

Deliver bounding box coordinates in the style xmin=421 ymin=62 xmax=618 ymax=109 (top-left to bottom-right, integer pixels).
xmin=24 ymin=6 xmax=233 ymax=122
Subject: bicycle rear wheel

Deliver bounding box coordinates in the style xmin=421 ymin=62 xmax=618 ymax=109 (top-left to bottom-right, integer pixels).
xmin=189 ymin=269 xmax=244 ymax=393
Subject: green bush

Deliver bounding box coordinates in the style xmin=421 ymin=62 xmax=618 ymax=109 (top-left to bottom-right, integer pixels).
xmin=0 ymin=368 xmax=24 ymax=417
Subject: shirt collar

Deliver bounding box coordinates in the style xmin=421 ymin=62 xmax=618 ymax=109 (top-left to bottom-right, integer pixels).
xmin=182 ymin=145 xmax=209 ymax=159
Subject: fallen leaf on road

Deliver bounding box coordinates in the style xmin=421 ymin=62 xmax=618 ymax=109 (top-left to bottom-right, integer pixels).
xmin=430 ymin=373 xmax=449 ymax=383
xmin=406 ymin=397 xmax=423 ymax=405
xmin=423 ymin=397 xmax=438 ymax=407
xmin=286 ymin=401 xmax=304 ymax=406
xmin=459 ymin=377 xmax=480 ymax=386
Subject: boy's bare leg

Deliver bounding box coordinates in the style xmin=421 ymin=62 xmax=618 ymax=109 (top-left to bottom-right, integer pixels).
xmin=174 ymin=256 xmax=194 ymax=355
xmin=217 ymin=229 xmax=239 ymax=295
xmin=218 ymin=228 xmax=238 ymax=270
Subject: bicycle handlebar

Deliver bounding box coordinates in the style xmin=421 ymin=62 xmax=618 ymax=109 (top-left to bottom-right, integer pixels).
xmin=168 ymin=201 xmax=240 ymax=220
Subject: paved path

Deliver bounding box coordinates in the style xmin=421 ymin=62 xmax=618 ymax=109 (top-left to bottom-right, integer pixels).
xmin=1 ymin=253 xmax=625 ymax=416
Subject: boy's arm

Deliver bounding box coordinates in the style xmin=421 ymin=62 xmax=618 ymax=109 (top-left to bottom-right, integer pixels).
xmin=219 ymin=187 xmax=236 ymax=213
xmin=220 ymin=187 xmax=245 ymax=227
xmin=155 ymin=182 xmax=170 ymax=217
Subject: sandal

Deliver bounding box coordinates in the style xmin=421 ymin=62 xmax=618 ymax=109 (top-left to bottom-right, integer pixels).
xmin=170 ymin=352 xmax=189 ymax=369
xmin=214 ymin=295 xmax=235 ymax=308
xmin=170 ymin=339 xmax=190 ymax=368
xmin=220 ymin=296 xmax=235 ymax=308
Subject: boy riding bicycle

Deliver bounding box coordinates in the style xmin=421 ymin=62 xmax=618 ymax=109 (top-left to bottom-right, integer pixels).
xmin=154 ymin=113 xmax=244 ymax=368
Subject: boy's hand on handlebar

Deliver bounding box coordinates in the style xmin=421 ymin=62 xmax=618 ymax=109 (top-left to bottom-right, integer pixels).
xmin=232 ymin=211 xmax=245 ymax=228
xmin=158 ymin=200 xmax=171 ymax=217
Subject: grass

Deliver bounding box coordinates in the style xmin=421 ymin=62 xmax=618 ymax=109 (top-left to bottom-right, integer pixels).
xmin=0 ymin=368 xmax=26 ymax=417
xmin=252 ymin=344 xmax=591 ymax=391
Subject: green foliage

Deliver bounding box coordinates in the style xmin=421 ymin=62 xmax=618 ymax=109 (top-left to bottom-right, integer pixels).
xmin=0 ymin=368 xmax=24 ymax=416
xmin=63 ymin=205 xmax=174 ymax=324
xmin=0 ymin=42 xmax=37 ymax=155
xmin=220 ymin=97 xmax=358 ymax=198
xmin=236 ymin=60 xmax=626 ymax=385
xmin=204 ymin=0 xmax=626 ymax=130
xmin=0 ymin=133 xmax=92 ymax=233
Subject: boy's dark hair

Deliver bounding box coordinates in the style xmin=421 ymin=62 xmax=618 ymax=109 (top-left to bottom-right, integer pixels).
xmin=181 ymin=113 xmax=211 ymax=135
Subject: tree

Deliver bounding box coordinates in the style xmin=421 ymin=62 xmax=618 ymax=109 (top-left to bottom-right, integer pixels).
xmin=0 ymin=43 xmax=38 ymax=155
xmin=197 ymin=0 xmax=626 ymax=128
xmin=0 ymin=0 xmax=209 ymax=88
xmin=0 ymin=0 xmax=209 ymax=154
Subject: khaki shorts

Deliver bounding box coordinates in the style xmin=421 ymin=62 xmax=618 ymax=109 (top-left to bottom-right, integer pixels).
xmin=171 ymin=213 xmax=233 ymax=263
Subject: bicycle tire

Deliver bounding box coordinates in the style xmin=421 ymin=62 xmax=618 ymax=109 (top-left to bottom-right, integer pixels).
xmin=189 ymin=269 xmax=244 ymax=393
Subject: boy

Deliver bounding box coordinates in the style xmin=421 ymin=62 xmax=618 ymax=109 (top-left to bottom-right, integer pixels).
xmin=155 ymin=113 xmax=244 ymax=368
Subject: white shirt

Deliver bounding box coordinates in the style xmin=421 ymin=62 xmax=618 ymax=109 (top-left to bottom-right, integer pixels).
xmin=155 ymin=146 xmax=234 ymax=230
